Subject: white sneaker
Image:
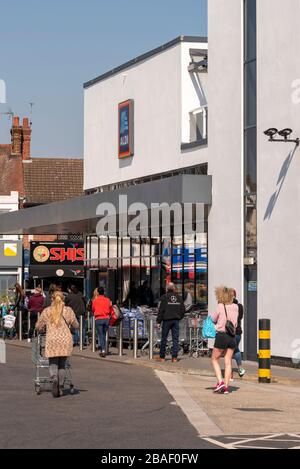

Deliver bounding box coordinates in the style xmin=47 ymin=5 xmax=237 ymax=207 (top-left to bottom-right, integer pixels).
xmin=27 ymin=338 xmax=31 ymax=343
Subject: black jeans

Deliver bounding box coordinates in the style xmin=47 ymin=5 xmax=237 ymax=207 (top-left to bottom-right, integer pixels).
xmin=49 ymin=357 xmax=67 ymax=384
xmin=29 ymin=311 xmax=38 ymax=339
xmin=160 ymin=320 xmax=180 ymax=358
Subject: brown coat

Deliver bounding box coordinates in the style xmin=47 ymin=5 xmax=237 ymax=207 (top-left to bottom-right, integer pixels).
xmin=36 ymin=306 xmax=79 ymax=358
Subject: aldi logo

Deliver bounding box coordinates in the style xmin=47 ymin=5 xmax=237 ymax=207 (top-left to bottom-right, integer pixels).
xmin=118 ymin=99 xmax=134 ymax=158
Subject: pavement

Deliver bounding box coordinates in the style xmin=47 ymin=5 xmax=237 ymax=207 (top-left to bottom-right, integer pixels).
xmin=7 ymin=339 xmax=300 ymax=385
xmin=3 ymin=340 xmax=300 ymax=449
xmin=0 ymin=345 xmax=216 ymax=449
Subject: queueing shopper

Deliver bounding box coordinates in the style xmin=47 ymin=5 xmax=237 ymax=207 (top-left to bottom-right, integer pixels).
xmin=36 ymin=291 xmax=79 ymax=398
xmin=157 ymin=283 xmax=185 ymax=363
xmin=210 ymin=286 xmax=238 ymax=394
xmin=65 ymin=285 xmax=86 ymax=346
xmin=92 ymin=287 xmax=112 ymax=358
xmin=13 ymin=283 xmax=25 ymax=338
xmin=44 ymin=284 xmax=57 ymax=308
xmin=232 ymin=290 xmax=245 ymax=378
xmin=27 ymin=287 xmax=45 ymax=342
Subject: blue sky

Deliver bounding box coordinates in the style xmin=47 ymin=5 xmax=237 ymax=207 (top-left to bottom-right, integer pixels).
xmin=0 ymin=0 xmax=207 ymax=157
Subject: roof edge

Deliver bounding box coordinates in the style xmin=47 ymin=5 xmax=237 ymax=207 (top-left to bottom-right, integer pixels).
xmin=83 ymin=35 xmax=208 ymax=89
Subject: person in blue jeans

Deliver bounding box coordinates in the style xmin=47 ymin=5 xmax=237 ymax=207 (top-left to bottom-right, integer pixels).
xmin=232 ymin=291 xmax=245 ymax=378
xmin=92 ymin=287 xmax=112 ymax=358
xmin=156 ymin=283 xmax=185 ymax=363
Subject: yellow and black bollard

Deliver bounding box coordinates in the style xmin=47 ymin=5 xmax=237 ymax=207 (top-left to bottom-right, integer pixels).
xmin=258 ymin=319 xmax=271 ymax=383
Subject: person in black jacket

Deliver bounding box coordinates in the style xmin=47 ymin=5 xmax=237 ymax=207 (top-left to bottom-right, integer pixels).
xmin=232 ymin=290 xmax=245 ymax=378
xmin=13 ymin=283 xmax=25 ymax=338
xmin=44 ymin=284 xmax=57 ymax=308
xmin=157 ymin=283 xmax=185 ymax=363
xmin=65 ymin=285 xmax=86 ymax=346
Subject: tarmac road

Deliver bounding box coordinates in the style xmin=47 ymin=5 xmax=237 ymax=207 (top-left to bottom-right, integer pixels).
xmin=0 ymin=345 xmax=217 ymax=449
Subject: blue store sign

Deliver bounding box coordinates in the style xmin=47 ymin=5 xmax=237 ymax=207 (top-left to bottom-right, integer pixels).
xmin=118 ymin=99 xmax=134 ymax=158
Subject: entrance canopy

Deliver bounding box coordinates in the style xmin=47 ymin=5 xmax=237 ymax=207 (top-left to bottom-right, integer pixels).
xmin=0 ymin=174 xmax=212 ymax=235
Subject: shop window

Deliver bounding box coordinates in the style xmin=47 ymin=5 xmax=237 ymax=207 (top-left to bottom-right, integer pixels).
xmin=161 ymin=238 xmax=171 ymax=293
xmin=184 ymin=234 xmax=196 ymax=304
xmin=172 ymin=236 xmax=183 ymax=296
xmin=151 ymin=256 xmax=161 ymax=305
xmin=141 ymin=238 xmax=150 ymax=257
xmin=151 ymin=237 xmax=160 ymax=257
xmin=90 ymin=236 xmax=99 ymax=268
xmin=100 ymin=236 xmax=108 ymax=259
xmin=0 ymin=274 xmax=18 ymax=297
xmin=195 ymin=233 xmax=208 ymax=309
xmin=118 ymin=237 xmax=122 ymax=258
xmin=122 ymin=237 xmax=130 ymax=257
xmin=85 ymin=237 xmax=91 ymax=268
xmin=99 ymin=259 xmax=108 ymax=270
xmin=121 ymin=257 xmax=131 ymax=303
xmin=109 ymin=236 xmax=118 ymax=259
xmin=131 ymin=238 xmax=141 ymax=272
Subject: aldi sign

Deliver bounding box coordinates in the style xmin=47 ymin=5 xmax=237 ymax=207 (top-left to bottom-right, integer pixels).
xmin=118 ymin=99 xmax=134 ymax=158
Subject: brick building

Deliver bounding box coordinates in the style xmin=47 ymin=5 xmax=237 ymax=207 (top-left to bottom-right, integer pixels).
xmin=0 ymin=116 xmax=83 ymax=290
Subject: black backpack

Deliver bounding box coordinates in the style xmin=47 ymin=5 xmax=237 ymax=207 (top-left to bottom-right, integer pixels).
xmin=223 ymin=304 xmax=236 ymax=337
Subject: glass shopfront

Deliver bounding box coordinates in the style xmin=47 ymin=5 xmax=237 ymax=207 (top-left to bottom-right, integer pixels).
xmin=85 ymin=231 xmax=208 ymax=309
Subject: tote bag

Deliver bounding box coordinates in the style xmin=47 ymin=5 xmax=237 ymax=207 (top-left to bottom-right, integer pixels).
xmin=202 ymin=315 xmax=216 ymax=339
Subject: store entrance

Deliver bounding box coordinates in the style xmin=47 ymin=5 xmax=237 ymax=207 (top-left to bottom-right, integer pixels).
xmin=27 ymin=277 xmax=84 ymax=294
xmin=0 ymin=273 xmax=18 ymax=297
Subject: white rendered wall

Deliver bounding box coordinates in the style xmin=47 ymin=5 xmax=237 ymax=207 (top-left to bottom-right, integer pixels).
xmin=257 ymin=0 xmax=300 ymax=358
xmin=0 ymin=191 xmax=19 ymax=240
xmin=207 ymin=0 xmax=244 ymax=311
xmin=84 ymin=41 xmax=208 ymax=191
xmin=181 ymin=41 xmax=208 ymax=143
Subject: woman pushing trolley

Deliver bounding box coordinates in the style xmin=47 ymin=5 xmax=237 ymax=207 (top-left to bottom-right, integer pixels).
xmin=34 ymin=291 xmax=79 ymax=398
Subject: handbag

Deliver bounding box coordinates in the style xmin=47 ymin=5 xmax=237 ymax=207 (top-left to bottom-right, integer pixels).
xmin=109 ymin=305 xmax=124 ymax=327
xmin=202 ymin=315 xmax=216 ymax=339
xmin=224 ymin=304 xmax=236 ymax=337
xmin=4 ymin=314 xmax=16 ymax=330
xmin=62 ymin=309 xmax=77 ymax=334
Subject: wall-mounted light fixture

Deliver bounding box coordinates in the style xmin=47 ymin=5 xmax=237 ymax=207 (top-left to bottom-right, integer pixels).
xmin=263 ymin=127 xmax=299 ymax=146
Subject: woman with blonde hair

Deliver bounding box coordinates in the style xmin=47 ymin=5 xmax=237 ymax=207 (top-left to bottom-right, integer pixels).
xmin=93 ymin=288 xmax=99 ymax=300
xmin=36 ymin=291 xmax=79 ymax=398
xmin=210 ymin=286 xmax=238 ymax=394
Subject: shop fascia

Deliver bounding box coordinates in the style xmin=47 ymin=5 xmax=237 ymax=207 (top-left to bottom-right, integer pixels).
xmin=95 ymin=195 xmax=205 ymax=238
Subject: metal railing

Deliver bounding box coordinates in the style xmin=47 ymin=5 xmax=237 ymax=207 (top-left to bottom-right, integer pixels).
xmin=79 ymin=316 xmax=83 ymax=351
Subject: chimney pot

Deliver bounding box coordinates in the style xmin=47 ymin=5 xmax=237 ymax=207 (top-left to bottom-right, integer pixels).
xmin=23 ymin=117 xmax=29 ymax=127
xmin=11 ymin=116 xmax=22 ymax=155
xmin=21 ymin=116 xmax=31 ymax=161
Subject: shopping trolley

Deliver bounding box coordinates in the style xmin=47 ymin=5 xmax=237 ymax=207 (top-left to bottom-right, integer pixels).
xmin=187 ymin=313 xmax=210 ymax=358
xmin=141 ymin=313 xmax=186 ymax=357
xmin=141 ymin=312 xmax=161 ymax=356
xmin=32 ymin=334 xmax=74 ymax=395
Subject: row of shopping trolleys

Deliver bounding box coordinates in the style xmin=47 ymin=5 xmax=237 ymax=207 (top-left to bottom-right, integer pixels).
xmin=108 ymin=308 xmax=211 ymax=359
